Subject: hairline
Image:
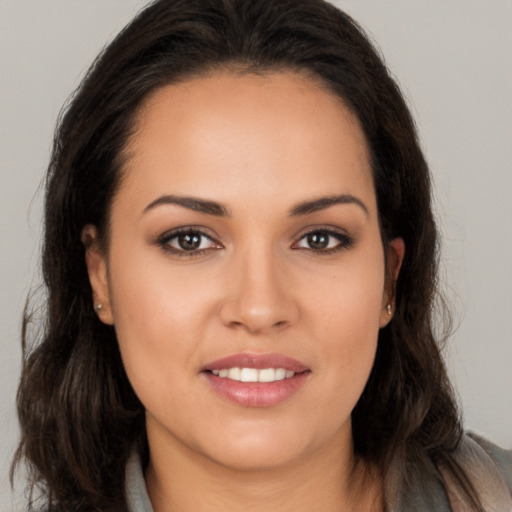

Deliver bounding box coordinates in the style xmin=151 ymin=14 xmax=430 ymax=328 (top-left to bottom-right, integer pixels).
xmin=101 ymin=62 xmax=383 ymax=249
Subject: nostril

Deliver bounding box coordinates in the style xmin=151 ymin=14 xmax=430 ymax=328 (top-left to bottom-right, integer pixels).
xmin=219 ymin=289 xmax=299 ymax=334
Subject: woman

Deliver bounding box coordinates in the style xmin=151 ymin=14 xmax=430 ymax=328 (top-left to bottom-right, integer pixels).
xmin=12 ymin=0 xmax=512 ymax=510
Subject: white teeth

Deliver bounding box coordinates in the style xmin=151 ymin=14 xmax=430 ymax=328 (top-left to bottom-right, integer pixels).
xmin=275 ymin=368 xmax=286 ymax=381
xmin=240 ymin=368 xmax=259 ymax=382
xmin=227 ymin=367 xmax=241 ymax=380
xmin=258 ymin=368 xmax=276 ymax=382
xmin=211 ymin=367 xmax=296 ymax=383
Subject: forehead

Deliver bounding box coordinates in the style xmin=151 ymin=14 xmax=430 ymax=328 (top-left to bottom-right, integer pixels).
xmin=119 ymin=70 xmax=375 ymax=211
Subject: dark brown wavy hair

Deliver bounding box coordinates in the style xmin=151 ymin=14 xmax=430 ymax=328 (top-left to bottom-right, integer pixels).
xmin=13 ymin=0 xmax=474 ymax=510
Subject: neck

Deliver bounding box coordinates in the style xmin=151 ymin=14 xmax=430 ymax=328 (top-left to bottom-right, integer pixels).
xmin=145 ymin=426 xmax=383 ymax=512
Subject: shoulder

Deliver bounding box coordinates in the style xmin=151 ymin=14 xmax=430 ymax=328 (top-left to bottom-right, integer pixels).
xmin=439 ymin=432 xmax=512 ymax=511
xmin=466 ymin=432 xmax=512 ymax=494
xmin=390 ymin=432 xmax=512 ymax=512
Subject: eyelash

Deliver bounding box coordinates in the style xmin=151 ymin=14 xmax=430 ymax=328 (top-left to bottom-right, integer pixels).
xmin=157 ymin=227 xmax=354 ymax=257
xmin=157 ymin=227 xmax=221 ymax=257
xmin=292 ymin=228 xmax=354 ymax=254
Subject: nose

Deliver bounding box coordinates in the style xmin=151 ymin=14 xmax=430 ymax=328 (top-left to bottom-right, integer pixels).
xmin=219 ymin=248 xmax=299 ymax=335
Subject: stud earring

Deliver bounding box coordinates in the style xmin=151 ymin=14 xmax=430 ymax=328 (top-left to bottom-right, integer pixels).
xmin=386 ymin=304 xmax=392 ymax=316
xmin=96 ymin=304 xmax=103 ymax=311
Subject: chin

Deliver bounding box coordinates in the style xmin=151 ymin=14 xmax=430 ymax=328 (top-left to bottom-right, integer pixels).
xmin=195 ymin=422 xmax=337 ymax=473
xmin=205 ymin=439 xmax=307 ymax=472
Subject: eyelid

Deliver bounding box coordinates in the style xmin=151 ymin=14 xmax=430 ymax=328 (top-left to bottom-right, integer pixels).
xmin=154 ymin=224 xmax=353 ymax=257
xmin=291 ymin=226 xmax=354 ymax=253
xmin=157 ymin=226 xmax=223 ymax=256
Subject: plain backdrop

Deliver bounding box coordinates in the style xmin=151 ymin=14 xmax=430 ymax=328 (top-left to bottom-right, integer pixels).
xmin=1 ymin=1 xmax=511 ymax=509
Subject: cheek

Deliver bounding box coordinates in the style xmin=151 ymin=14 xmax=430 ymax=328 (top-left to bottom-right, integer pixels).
xmin=304 ymin=248 xmax=385 ymax=335
xmin=109 ymin=238 xmax=214 ymax=331
xmin=303 ymin=249 xmax=385 ymax=391
xmin=105 ymin=245 xmax=217 ymax=396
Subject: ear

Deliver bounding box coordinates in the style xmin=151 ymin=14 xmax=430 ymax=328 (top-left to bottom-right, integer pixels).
xmin=81 ymin=225 xmax=114 ymax=325
xmin=379 ymin=237 xmax=405 ymax=328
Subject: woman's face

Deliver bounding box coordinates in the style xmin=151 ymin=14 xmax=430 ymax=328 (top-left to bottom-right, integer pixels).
xmin=86 ymin=71 xmax=402 ymax=471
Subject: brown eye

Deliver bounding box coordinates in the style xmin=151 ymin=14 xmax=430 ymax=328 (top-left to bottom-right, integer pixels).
xmin=293 ymin=229 xmax=354 ymax=253
xmin=158 ymin=228 xmax=221 ymax=255
xmin=177 ymin=233 xmax=202 ymax=251
xmin=306 ymin=232 xmax=329 ymax=250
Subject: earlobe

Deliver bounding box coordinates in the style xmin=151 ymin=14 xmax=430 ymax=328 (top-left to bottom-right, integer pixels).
xmin=380 ymin=237 xmax=405 ymax=327
xmin=81 ymin=225 xmax=114 ymax=325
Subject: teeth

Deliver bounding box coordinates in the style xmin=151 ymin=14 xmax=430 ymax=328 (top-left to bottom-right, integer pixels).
xmin=228 ymin=367 xmax=241 ymax=380
xmin=240 ymin=368 xmax=258 ymax=382
xmin=210 ymin=367 xmax=296 ymax=383
xmin=258 ymin=368 xmax=276 ymax=382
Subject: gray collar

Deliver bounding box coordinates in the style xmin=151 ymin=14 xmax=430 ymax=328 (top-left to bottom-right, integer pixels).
xmin=125 ymin=450 xmax=154 ymax=512
xmin=123 ymin=448 xmax=451 ymax=512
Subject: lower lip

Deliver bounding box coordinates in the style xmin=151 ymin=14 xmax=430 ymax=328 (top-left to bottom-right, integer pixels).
xmin=202 ymin=372 xmax=310 ymax=407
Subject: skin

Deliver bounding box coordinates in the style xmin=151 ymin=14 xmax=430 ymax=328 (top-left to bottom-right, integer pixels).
xmin=84 ymin=71 xmax=404 ymax=511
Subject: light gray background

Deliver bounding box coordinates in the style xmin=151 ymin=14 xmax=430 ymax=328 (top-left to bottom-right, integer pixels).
xmin=1 ymin=1 xmax=511 ymax=509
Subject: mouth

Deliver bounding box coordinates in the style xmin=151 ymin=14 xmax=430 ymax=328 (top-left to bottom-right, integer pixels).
xmin=209 ymin=367 xmax=296 ymax=382
xmin=201 ymin=353 xmax=311 ymax=407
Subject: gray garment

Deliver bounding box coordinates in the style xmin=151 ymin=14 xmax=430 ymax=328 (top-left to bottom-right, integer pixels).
xmin=125 ymin=433 xmax=512 ymax=511
xmin=126 ymin=453 xmax=154 ymax=512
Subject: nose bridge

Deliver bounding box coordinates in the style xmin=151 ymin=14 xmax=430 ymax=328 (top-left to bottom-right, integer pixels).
xmin=220 ymin=240 xmax=297 ymax=333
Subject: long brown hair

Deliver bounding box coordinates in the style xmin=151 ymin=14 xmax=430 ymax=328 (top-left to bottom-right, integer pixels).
xmin=13 ymin=0 xmax=469 ymax=509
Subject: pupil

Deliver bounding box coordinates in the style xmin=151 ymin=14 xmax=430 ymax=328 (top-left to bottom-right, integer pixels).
xmin=179 ymin=233 xmax=201 ymax=250
xmin=308 ymin=232 xmax=328 ymax=249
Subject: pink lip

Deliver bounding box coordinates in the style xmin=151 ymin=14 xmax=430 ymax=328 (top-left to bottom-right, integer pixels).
xmin=203 ymin=352 xmax=309 ymax=372
xmin=201 ymin=352 xmax=310 ymax=407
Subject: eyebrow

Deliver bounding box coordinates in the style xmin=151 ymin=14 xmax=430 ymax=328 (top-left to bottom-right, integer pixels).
xmin=143 ymin=195 xmax=229 ymax=216
xmin=290 ymin=194 xmax=369 ymax=217
xmin=143 ymin=193 xmax=368 ymax=218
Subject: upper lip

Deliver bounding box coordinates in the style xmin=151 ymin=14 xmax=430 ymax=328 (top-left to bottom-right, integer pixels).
xmin=203 ymin=352 xmax=309 ymax=373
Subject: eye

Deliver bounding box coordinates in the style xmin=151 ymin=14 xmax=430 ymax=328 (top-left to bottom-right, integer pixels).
xmin=293 ymin=229 xmax=353 ymax=253
xmin=158 ymin=228 xmax=221 ymax=255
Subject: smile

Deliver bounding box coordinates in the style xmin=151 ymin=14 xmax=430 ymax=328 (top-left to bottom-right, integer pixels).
xmin=202 ymin=353 xmax=310 ymax=407
xmin=210 ymin=367 xmax=295 ymax=382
